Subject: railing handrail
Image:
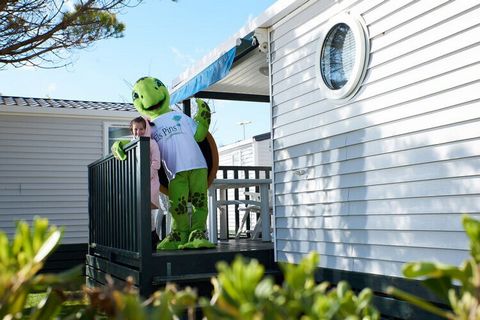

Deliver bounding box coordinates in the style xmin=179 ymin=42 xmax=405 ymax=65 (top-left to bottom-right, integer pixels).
xmin=211 ymin=178 xmax=272 ymax=189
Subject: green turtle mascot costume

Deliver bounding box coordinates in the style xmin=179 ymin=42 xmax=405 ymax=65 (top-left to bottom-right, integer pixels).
xmin=113 ymin=76 xmax=215 ymax=250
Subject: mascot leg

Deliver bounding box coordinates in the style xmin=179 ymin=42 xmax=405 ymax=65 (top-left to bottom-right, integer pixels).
xmin=156 ymin=173 xmax=190 ymax=250
xmin=178 ymin=169 xmax=215 ymax=249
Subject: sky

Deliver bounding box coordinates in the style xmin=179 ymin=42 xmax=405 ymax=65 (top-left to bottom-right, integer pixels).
xmin=0 ymin=0 xmax=277 ymax=146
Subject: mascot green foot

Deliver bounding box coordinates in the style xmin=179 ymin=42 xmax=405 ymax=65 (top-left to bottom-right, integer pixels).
xmin=156 ymin=231 xmax=188 ymax=250
xmin=178 ymin=229 xmax=215 ymax=250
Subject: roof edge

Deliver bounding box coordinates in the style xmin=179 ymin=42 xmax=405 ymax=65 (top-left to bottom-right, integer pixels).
xmin=170 ymin=0 xmax=310 ymax=94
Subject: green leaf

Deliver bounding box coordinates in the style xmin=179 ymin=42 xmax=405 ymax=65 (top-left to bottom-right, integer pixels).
xmin=31 ymin=264 xmax=83 ymax=292
xmin=387 ymin=286 xmax=454 ymax=319
xmin=462 ymin=215 xmax=480 ymax=263
xmin=403 ymin=261 xmax=463 ymax=280
xmin=33 ymin=230 xmax=62 ymax=264
xmin=29 ymin=288 xmax=64 ymax=320
xmin=12 ymin=221 xmax=25 ymax=256
xmin=14 ymin=221 xmax=34 ymax=263
xmin=255 ymin=278 xmax=274 ymax=299
xmin=121 ymin=294 xmax=146 ymax=320
xmin=357 ymin=288 xmax=373 ymax=311
xmin=336 ymin=281 xmax=349 ymax=299
xmin=32 ymin=217 xmax=49 ymax=253
xmin=216 ymin=256 xmax=264 ymax=303
xmin=3 ymin=280 xmax=31 ymax=317
xmin=0 ymin=232 xmax=12 ymax=269
xmin=421 ymin=277 xmax=454 ymax=304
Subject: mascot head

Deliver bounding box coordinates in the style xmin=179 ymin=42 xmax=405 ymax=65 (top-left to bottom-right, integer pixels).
xmin=132 ymin=77 xmax=170 ymax=119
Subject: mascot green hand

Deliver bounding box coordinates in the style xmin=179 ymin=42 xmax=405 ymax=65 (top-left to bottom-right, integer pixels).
xmin=130 ymin=76 xmax=215 ymax=250
xmin=111 ymin=140 xmax=129 ymax=161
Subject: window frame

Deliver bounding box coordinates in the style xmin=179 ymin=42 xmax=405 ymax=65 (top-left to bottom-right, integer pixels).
xmin=315 ymin=12 xmax=370 ymax=101
xmin=103 ymin=121 xmax=132 ymax=156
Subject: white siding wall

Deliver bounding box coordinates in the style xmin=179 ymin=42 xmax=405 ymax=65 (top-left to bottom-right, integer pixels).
xmin=219 ymin=137 xmax=272 ymax=167
xmin=271 ymin=0 xmax=480 ymax=276
xmin=0 ymin=114 xmax=106 ymax=244
xmin=219 ymin=140 xmax=255 ymax=166
xmin=254 ymin=139 xmax=273 ymax=167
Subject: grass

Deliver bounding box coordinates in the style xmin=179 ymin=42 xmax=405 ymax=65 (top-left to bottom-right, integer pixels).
xmin=23 ymin=291 xmax=90 ymax=319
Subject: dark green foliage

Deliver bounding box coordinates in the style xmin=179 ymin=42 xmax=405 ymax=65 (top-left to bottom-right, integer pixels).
xmin=5 ymin=218 xmax=379 ymax=319
xmin=201 ymin=253 xmax=380 ymax=320
xmin=0 ymin=218 xmax=83 ymax=319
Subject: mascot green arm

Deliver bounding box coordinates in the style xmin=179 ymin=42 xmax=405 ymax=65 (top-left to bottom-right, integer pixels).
xmin=111 ymin=140 xmax=130 ymax=161
xmin=193 ymin=98 xmax=211 ymax=142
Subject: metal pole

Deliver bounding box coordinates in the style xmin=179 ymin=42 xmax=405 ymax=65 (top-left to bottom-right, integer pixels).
xmin=237 ymin=120 xmax=252 ymax=140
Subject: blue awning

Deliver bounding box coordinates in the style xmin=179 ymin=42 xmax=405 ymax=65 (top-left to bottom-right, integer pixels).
xmin=169 ymin=47 xmax=237 ymax=105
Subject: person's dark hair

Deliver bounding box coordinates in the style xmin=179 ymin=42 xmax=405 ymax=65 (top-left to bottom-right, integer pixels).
xmin=129 ymin=116 xmax=146 ymax=133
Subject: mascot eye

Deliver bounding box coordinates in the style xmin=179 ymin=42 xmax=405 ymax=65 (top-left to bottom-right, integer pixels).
xmin=132 ymin=92 xmax=139 ymax=100
xmin=155 ymin=79 xmax=164 ymax=88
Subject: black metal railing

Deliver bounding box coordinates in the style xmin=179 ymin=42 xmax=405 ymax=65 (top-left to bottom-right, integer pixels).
xmin=87 ymin=138 xmax=272 ymax=293
xmin=88 ymin=142 xmax=271 ymax=246
xmin=88 ymin=137 xmax=152 ymax=291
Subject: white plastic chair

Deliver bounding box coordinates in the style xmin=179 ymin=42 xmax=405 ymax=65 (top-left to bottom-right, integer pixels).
xmin=235 ymin=190 xmax=272 ymax=239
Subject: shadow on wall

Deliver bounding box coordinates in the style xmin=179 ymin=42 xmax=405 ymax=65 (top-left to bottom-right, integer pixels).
xmin=273 ymin=79 xmax=478 ymax=277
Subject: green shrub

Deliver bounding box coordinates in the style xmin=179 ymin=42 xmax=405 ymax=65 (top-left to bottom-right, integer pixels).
xmin=3 ymin=218 xmax=379 ymax=319
xmin=201 ymin=252 xmax=379 ymax=320
xmin=0 ymin=217 xmax=197 ymax=320
xmin=0 ymin=218 xmax=83 ymax=319
xmin=388 ymin=214 xmax=480 ymax=319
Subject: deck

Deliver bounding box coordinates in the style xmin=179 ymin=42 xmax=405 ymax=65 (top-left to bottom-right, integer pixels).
xmin=152 ymin=239 xmax=275 ymax=283
xmin=87 ymin=239 xmax=277 ymax=296
xmin=86 ymin=138 xmax=274 ymax=296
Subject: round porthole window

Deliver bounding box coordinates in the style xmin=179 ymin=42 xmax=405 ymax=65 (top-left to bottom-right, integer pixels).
xmin=315 ymin=13 xmax=369 ymax=101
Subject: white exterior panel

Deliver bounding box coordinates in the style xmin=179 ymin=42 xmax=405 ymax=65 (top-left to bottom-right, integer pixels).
xmin=0 ymin=113 xmax=131 ymax=244
xmin=271 ymin=0 xmax=480 ymax=276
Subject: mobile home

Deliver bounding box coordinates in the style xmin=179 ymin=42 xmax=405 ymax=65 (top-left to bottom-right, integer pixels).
xmin=169 ymin=0 xmax=480 ymax=317
xmin=0 ymin=96 xmax=137 ymax=270
xmin=219 ymin=132 xmax=272 ymax=167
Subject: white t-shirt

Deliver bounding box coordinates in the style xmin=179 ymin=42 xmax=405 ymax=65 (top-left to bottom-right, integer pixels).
xmin=151 ymin=111 xmax=207 ymax=181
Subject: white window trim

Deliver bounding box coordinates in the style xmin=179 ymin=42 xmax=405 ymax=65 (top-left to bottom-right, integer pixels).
xmin=103 ymin=121 xmax=131 ymax=156
xmin=315 ymin=12 xmax=370 ymax=102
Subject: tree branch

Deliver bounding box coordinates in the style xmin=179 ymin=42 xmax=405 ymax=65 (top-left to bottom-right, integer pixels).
xmin=0 ymin=0 xmax=146 ymax=68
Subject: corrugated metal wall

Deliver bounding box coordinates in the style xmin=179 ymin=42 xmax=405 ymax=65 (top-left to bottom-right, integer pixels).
xmin=0 ymin=115 xmax=104 ymax=243
xmin=271 ymin=0 xmax=480 ymax=276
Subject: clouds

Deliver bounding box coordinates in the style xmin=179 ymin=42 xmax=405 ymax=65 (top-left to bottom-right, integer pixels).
xmin=0 ymin=0 xmax=276 ymax=144
xmin=47 ymin=83 xmax=57 ymax=96
xmin=170 ymin=47 xmax=196 ymax=69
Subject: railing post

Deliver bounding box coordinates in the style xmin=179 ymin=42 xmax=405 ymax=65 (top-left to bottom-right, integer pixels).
xmin=259 ymin=183 xmax=271 ymax=242
xmin=219 ymin=189 xmax=228 ymax=240
xmin=136 ymin=137 xmax=153 ymax=296
xmin=207 ymin=185 xmax=218 ymax=243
